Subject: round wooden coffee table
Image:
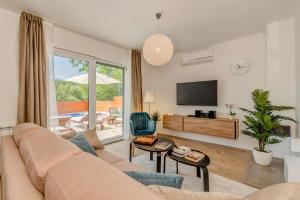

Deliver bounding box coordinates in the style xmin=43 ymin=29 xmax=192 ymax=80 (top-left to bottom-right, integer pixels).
xmin=163 ymin=149 xmax=210 ymax=191
xmin=129 ymin=137 xmax=175 ymax=173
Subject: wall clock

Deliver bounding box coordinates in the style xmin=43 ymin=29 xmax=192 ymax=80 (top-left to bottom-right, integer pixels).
xmin=231 ymin=59 xmax=249 ymax=75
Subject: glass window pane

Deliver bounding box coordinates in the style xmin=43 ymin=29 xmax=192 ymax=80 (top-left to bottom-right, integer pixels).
xmin=50 ymin=55 xmax=89 ymax=135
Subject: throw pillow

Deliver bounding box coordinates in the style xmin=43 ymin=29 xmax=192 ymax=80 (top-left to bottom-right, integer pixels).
xmin=83 ymin=128 xmax=104 ymax=150
xmin=60 ymin=128 xmax=104 ymax=150
xmin=125 ymin=171 xmax=184 ymax=189
xmin=69 ymin=133 xmax=97 ymax=156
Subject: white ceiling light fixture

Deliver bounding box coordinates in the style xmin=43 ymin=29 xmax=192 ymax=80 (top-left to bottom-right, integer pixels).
xmin=143 ymin=12 xmax=174 ymax=66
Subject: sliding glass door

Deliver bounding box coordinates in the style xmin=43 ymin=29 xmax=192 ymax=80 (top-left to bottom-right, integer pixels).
xmin=95 ymin=62 xmax=124 ymax=140
xmin=49 ymin=49 xmax=124 ymax=141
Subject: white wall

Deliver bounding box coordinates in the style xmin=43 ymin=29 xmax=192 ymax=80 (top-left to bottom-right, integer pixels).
xmin=266 ymin=18 xmax=296 ymax=138
xmin=142 ymin=33 xmax=265 ymax=152
xmin=142 ymin=27 xmax=296 ymax=158
xmin=0 ymin=8 xmax=131 ymax=139
xmin=53 ymin=26 xmax=129 ymax=66
xmin=0 ymin=8 xmax=18 ymax=127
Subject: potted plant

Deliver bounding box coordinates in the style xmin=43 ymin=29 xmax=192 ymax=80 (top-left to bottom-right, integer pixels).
xmin=240 ymin=89 xmax=296 ymax=166
xmin=151 ymin=111 xmax=161 ymax=123
xmin=225 ymin=104 xmax=236 ymax=120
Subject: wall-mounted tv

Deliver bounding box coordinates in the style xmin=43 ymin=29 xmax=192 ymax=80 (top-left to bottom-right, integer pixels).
xmin=176 ymin=80 xmax=217 ymax=106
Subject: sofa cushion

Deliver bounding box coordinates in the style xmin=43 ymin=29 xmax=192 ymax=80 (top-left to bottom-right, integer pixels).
xmin=96 ymin=149 xmax=123 ymax=164
xmin=19 ymin=130 xmax=81 ymax=193
xmin=125 ymin=171 xmax=184 ymax=189
xmin=45 ymin=153 xmax=162 ymax=200
xmin=1 ymin=136 xmax=44 ymax=200
xmin=12 ymin=123 xmax=42 ymax=147
xmin=69 ymin=133 xmax=97 ymax=156
xmin=113 ymin=160 xmax=148 ymax=172
xmin=246 ymin=183 xmax=300 ymax=200
xmin=148 ymin=185 xmax=246 ymax=200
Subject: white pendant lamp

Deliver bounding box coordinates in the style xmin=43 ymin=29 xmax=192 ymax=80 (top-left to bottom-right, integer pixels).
xmin=143 ymin=13 xmax=174 ymax=66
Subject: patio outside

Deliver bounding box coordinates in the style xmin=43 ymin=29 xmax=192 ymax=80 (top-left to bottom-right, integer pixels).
xmin=51 ymin=56 xmax=124 ymax=141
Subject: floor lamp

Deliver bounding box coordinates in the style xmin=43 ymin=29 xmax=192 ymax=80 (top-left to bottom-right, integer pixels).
xmin=144 ymin=91 xmax=155 ymax=113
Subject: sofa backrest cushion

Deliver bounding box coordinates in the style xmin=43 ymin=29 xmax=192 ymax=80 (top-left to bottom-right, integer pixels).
xmin=12 ymin=123 xmax=42 ymax=147
xmin=19 ymin=129 xmax=81 ymax=193
xmin=1 ymin=136 xmax=44 ymax=200
xmin=45 ymin=152 xmax=162 ymax=200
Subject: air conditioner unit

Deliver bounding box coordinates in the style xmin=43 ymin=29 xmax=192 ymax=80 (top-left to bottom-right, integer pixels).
xmin=180 ymin=48 xmax=214 ymax=65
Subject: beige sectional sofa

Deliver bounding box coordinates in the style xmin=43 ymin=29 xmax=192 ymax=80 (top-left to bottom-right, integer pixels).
xmin=1 ymin=123 xmax=299 ymax=200
xmin=1 ymin=123 xmax=156 ymax=200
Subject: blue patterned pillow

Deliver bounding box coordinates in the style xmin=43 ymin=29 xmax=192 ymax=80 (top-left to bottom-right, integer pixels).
xmin=69 ymin=133 xmax=97 ymax=156
xmin=125 ymin=171 xmax=184 ymax=189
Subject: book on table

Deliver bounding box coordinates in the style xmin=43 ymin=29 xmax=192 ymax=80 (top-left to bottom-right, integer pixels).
xmin=184 ymin=151 xmax=205 ymax=162
xmin=155 ymin=141 xmax=172 ymax=150
xmin=172 ymin=146 xmax=191 ymax=157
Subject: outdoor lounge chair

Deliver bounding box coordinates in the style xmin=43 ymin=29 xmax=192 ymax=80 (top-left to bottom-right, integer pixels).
xmin=70 ymin=113 xmax=105 ymax=131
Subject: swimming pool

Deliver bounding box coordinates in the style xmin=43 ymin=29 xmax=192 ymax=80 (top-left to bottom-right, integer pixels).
xmin=62 ymin=112 xmax=85 ymax=118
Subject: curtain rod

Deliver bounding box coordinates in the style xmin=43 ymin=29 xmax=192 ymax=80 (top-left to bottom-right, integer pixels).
xmin=23 ymin=10 xmax=51 ymax=22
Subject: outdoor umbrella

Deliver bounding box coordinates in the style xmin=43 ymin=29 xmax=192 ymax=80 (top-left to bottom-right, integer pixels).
xmin=66 ymin=72 xmax=120 ymax=84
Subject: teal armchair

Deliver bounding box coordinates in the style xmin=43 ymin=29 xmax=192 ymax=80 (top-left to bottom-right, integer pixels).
xmin=130 ymin=112 xmax=156 ymax=136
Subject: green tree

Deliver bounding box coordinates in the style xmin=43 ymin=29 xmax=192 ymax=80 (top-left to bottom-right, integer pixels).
xmin=55 ymin=80 xmax=88 ymax=101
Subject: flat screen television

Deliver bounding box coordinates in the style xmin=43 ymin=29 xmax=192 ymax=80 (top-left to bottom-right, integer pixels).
xmin=176 ymin=80 xmax=217 ymax=106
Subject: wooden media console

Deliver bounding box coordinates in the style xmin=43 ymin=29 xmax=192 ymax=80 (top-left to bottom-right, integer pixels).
xmin=163 ymin=115 xmax=239 ymax=139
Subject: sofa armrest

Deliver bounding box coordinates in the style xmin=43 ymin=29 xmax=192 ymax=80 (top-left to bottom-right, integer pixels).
xmin=148 ymin=185 xmax=246 ymax=200
xmin=246 ymin=183 xmax=300 ymax=200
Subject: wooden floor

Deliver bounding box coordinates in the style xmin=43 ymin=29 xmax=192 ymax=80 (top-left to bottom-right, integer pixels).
xmin=107 ymin=134 xmax=284 ymax=189
xmin=159 ymin=134 xmax=284 ymax=189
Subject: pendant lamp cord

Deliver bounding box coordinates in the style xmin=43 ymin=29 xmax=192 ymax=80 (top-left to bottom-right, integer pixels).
xmin=156 ymin=12 xmax=162 ymax=33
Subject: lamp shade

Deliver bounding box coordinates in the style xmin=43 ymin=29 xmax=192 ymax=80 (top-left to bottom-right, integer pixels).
xmin=143 ymin=33 xmax=174 ymax=66
xmin=144 ymin=91 xmax=155 ymax=103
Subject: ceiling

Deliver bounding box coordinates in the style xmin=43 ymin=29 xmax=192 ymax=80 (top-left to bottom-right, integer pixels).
xmin=0 ymin=0 xmax=297 ymax=52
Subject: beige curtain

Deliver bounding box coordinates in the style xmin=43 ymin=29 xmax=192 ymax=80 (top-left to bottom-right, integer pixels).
xmin=17 ymin=12 xmax=47 ymax=127
xmin=131 ymin=50 xmax=143 ymax=112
